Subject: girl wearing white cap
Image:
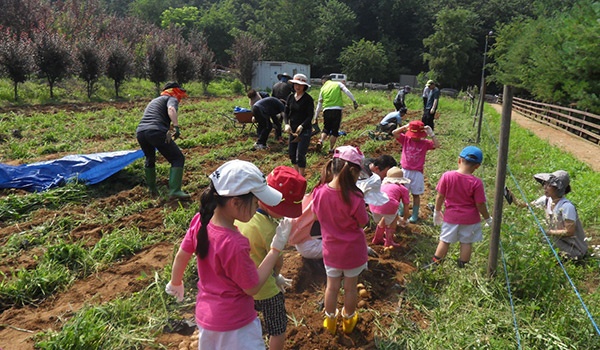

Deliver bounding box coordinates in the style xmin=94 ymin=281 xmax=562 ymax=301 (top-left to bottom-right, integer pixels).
xmin=165 ymin=160 xmax=290 ymax=349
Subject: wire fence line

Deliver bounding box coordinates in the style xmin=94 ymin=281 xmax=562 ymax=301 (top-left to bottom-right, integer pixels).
xmin=482 ymin=117 xmax=600 ymax=339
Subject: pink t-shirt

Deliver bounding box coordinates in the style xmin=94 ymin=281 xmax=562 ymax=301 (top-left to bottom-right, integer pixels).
xmin=396 ymin=134 xmax=436 ymax=172
xmin=369 ymin=182 xmax=410 ymax=215
xmin=312 ymin=184 xmax=369 ymax=269
xmin=180 ymin=213 xmax=259 ymax=332
xmin=436 ymin=171 xmax=486 ymax=225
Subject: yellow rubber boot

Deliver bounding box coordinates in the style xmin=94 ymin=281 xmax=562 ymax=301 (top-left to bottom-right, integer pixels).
xmin=342 ymin=308 xmax=359 ymax=334
xmin=323 ymin=310 xmax=338 ymax=335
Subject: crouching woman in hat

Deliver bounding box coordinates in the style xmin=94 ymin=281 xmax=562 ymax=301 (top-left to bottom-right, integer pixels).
xmin=532 ymin=170 xmax=588 ymax=261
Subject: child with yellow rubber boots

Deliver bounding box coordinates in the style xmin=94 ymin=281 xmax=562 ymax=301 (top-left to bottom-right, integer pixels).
xmin=312 ymin=146 xmax=369 ymax=335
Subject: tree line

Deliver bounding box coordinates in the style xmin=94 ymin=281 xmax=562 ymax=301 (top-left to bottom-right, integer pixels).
xmin=0 ymin=0 xmax=597 ymax=114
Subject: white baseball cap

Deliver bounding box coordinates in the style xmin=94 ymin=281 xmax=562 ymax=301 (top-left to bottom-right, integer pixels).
xmin=209 ymin=160 xmax=282 ymax=206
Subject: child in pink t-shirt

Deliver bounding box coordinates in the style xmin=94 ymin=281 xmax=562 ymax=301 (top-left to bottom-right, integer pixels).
xmin=430 ymin=146 xmax=492 ymax=268
xmin=312 ymin=145 xmax=369 ymax=336
xmin=392 ymin=120 xmax=439 ymax=223
xmin=369 ymin=166 xmax=411 ymax=248
xmin=165 ymin=160 xmax=290 ymax=349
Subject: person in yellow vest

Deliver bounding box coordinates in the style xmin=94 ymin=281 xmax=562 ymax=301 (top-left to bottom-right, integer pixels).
xmin=314 ymin=74 xmax=358 ymax=153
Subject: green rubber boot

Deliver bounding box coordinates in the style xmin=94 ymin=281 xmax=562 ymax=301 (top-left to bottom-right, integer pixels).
xmin=168 ymin=167 xmax=191 ymax=199
xmin=409 ymin=205 xmax=420 ymax=223
xmin=144 ymin=167 xmax=158 ymax=195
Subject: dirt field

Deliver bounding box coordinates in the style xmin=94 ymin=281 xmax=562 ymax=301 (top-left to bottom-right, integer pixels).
xmin=0 ymin=102 xmax=596 ymax=350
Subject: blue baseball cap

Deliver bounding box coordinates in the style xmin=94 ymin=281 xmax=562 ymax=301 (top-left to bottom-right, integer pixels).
xmin=459 ymin=146 xmax=483 ymax=164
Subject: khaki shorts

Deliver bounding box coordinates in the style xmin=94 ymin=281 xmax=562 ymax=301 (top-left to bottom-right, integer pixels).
xmin=440 ymin=222 xmax=483 ymax=244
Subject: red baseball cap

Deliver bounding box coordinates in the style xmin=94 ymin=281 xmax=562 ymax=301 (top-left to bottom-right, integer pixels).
xmin=264 ymin=166 xmax=307 ymax=218
xmin=406 ymin=120 xmax=427 ymax=139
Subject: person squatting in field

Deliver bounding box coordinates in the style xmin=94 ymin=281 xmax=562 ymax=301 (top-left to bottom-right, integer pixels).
xmin=369 ymin=166 xmax=411 ymax=248
xmin=531 ymin=170 xmax=588 ymax=261
xmin=248 ymin=90 xmax=285 ymax=150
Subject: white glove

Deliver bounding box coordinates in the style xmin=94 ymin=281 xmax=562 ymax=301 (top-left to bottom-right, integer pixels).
xmin=275 ymin=274 xmax=292 ymax=293
xmin=295 ymin=125 xmax=303 ymax=134
xmin=484 ymin=217 xmax=493 ymax=228
xmin=433 ymin=210 xmax=443 ymax=226
xmin=271 ymin=218 xmax=292 ymax=252
xmin=424 ymin=125 xmax=435 ymax=137
xmin=165 ymin=281 xmax=184 ymax=302
xmin=284 ymin=124 xmax=292 ymax=134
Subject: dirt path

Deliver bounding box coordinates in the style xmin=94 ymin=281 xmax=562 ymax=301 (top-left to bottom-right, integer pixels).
xmin=491 ymin=103 xmax=600 ymax=172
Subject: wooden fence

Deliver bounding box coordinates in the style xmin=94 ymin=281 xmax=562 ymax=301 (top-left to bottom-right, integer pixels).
xmin=505 ymin=97 xmax=600 ymax=146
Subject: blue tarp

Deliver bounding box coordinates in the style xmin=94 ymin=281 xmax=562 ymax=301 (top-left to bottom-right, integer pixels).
xmin=0 ymin=150 xmax=144 ymax=192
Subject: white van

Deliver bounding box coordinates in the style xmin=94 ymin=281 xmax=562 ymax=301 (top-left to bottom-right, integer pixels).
xmin=330 ymin=73 xmax=347 ymax=84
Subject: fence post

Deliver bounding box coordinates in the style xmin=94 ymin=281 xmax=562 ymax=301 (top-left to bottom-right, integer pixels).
xmin=488 ymin=85 xmax=513 ymax=278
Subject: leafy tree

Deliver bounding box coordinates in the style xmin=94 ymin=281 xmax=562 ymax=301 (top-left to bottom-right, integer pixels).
xmin=53 ymin=0 xmax=105 ymax=41
xmin=189 ymin=30 xmax=215 ymax=94
xmin=105 ymin=39 xmax=133 ymax=98
xmin=172 ymin=45 xmax=197 ymax=85
xmin=145 ymin=38 xmax=169 ymax=94
xmin=33 ymin=30 xmax=73 ymax=99
xmin=128 ymin=0 xmax=180 ymax=26
xmin=313 ymin=0 xmax=357 ymax=75
xmin=248 ymin=0 xmax=319 ymax=64
xmin=161 ymin=5 xmax=200 ymax=35
xmin=338 ymin=39 xmax=389 ymax=86
xmin=102 ymin=0 xmax=135 ymax=17
xmin=196 ymin=0 xmax=240 ymax=65
xmin=0 ymin=30 xmax=35 ymax=100
xmin=374 ymin=0 xmax=435 ymax=76
xmin=75 ymin=39 xmax=104 ymax=99
xmin=230 ymin=31 xmax=265 ymax=90
xmin=422 ymin=7 xmax=480 ymax=88
xmin=0 ymin=0 xmax=52 ymax=38
xmin=490 ymin=0 xmax=600 ymax=113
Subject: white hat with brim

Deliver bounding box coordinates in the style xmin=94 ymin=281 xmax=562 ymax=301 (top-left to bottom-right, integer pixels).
xmin=382 ymin=166 xmax=411 ymax=185
xmin=210 ymin=160 xmax=283 ymax=206
xmin=356 ymin=174 xmax=389 ymax=206
xmin=289 ymin=73 xmax=311 ymax=87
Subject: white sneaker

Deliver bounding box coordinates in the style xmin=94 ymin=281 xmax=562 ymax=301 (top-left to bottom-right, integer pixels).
xmin=253 ymin=143 xmax=267 ymax=150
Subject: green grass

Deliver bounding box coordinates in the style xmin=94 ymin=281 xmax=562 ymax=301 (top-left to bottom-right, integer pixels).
xmin=383 ymin=97 xmax=600 ymax=349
